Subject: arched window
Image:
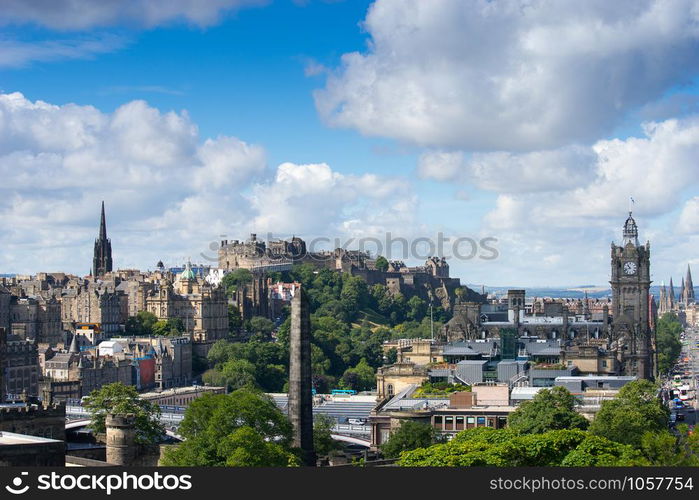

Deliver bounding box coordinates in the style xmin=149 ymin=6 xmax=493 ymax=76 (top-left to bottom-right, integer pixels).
xmin=387 ymin=384 xmax=394 ymax=398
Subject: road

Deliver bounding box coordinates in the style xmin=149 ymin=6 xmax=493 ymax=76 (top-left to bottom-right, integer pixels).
xmin=665 ymin=325 xmax=699 ymax=428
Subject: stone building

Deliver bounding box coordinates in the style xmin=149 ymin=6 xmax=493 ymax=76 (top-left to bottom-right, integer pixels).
xmin=370 ymin=385 xmax=515 ymax=449
xmin=0 ymin=327 xmax=66 ymax=442
xmin=0 ymin=285 xmax=10 ymax=333
xmin=3 ymin=333 xmax=40 ymax=398
xmin=60 ymin=281 xmax=126 ymax=337
xmin=8 ymin=294 xmax=63 ymax=345
xmin=111 ymin=336 xmax=192 ymax=390
xmin=145 ymin=262 xmax=227 ymax=356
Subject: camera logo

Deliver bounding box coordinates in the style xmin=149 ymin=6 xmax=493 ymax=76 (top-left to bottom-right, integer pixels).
xmin=6 ymin=472 xmax=29 ymax=495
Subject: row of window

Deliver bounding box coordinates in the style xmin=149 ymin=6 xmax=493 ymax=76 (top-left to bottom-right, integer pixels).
xmin=433 ymin=415 xmax=508 ymax=431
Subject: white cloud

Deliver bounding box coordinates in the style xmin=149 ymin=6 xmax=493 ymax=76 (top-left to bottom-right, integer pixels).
xmin=447 ymin=115 xmax=699 ymax=234
xmin=248 ymin=162 xmax=411 ymax=237
xmin=0 ymin=92 xmax=411 ymax=274
xmin=316 ymin=0 xmax=699 ymax=151
xmin=677 ymin=197 xmax=699 ymax=235
xmin=0 ymin=0 xmax=267 ymax=30
xmin=453 ymin=114 xmax=699 ymax=285
xmin=418 ymin=147 xmax=596 ymax=193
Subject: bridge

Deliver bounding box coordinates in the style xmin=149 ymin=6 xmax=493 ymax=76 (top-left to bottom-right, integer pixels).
xmin=65 ymin=418 xmax=183 ymax=440
xmin=66 ymin=405 xmax=184 ymax=427
xmin=66 ymin=405 xmax=369 ymax=446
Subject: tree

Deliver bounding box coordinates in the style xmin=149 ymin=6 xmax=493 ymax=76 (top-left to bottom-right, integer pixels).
xmin=340 ymin=359 xmax=375 ymax=391
xmin=152 ymin=318 xmax=185 ymax=336
xmin=219 ymin=427 xmax=298 ymax=467
xmin=125 ymin=310 xmax=158 ymax=336
xmin=228 ymin=305 xmax=242 ymax=334
xmin=639 ymin=426 xmax=699 ymax=466
xmin=221 ymin=269 xmax=253 ymax=296
xmin=655 ymin=312 xmax=683 ymax=374
xmin=161 ymin=388 xmax=295 ymax=466
xmin=381 ymin=420 xmax=438 ymax=459
xmin=219 ymin=359 xmax=258 ymax=390
xmin=340 ymin=275 xmax=369 ymax=320
xmin=406 ymin=296 xmax=427 ymax=322
xmin=398 ymin=428 xmax=647 ymax=467
xmin=247 ymin=316 xmax=275 ymax=337
xmin=375 ymin=256 xmax=389 ymax=272
xmin=84 ymin=382 xmax=164 ymax=445
xmin=589 ymin=379 xmax=669 ymax=448
xmin=508 ymin=386 xmax=589 ymax=435
xmin=314 ymin=414 xmax=342 ymax=457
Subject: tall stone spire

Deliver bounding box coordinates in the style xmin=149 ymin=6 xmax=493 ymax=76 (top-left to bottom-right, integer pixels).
xmin=684 ymin=264 xmax=695 ymax=304
xmin=93 ymin=201 xmax=113 ymax=276
xmin=659 ymin=282 xmax=667 ymax=315
xmin=669 ymin=277 xmax=675 ymax=308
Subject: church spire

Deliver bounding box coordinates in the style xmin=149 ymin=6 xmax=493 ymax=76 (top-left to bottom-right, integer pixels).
xmin=669 ymin=277 xmax=675 ymax=307
xmin=685 ymin=264 xmax=695 ymax=304
xmin=99 ymin=200 xmax=107 ymax=240
xmin=92 ymin=201 xmax=113 ymax=276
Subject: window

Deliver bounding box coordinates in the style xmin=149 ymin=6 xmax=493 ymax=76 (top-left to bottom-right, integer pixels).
xmin=477 ymin=417 xmax=486 ymax=426
xmin=455 ymin=416 xmax=465 ymax=431
xmin=387 ymin=384 xmax=394 ymax=397
xmin=445 ymin=416 xmax=454 ymax=430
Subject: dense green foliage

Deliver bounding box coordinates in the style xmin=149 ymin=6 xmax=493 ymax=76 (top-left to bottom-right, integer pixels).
xmin=413 ymin=381 xmax=471 ymax=396
xmin=221 ymin=268 xmax=253 ymax=295
xmin=398 ymin=428 xmax=647 ymax=466
xmin=160 ymin=388 xmax=298 ymax=466
xmin=205 ymin=263 xmax=450 ymax=392
xmin=313 ymin=414 xmax=343 ymax=457
xmin=508 ymin=386 xmax=589 ymax=434
xmin=589 ymin=380 xmax=669 ymax=448
xmin=656 ymin=312 xmax=683 ymax=374
xmin=125 ymin=310 xmax=158 ymax=336
xmin=639 ymin=425 xmax=699 ymax=466
xmin=381 ymin=420 xmax=439 ymax=458
xmin=84 ymin=383 xmax=164 ymax=445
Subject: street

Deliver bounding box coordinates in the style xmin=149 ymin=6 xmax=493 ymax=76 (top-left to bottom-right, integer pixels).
xmin=664 ymin=326 xmax=699 ymax=428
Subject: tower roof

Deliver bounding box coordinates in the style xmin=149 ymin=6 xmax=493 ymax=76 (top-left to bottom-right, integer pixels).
xmin=69 ymin=333 xmax=79 ymax=354
xmin=180 ymin=260 xmax=196 ymax=281
xmin=99 ymin=201 xmax=107 ymax=241
xmin=622 ymin=211 xmax=639 ymax=246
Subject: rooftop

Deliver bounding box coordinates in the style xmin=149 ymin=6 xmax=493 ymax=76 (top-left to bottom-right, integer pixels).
xmin=0 ymin=431 xmax=62 ymax=445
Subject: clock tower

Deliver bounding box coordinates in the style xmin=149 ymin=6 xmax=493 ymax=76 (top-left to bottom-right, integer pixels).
xmin=610 ymin=212 xmax=653 ymax=378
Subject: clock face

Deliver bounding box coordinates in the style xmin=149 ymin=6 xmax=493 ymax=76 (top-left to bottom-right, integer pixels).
xmin=623 ymin=261 xmax=637 ymax=275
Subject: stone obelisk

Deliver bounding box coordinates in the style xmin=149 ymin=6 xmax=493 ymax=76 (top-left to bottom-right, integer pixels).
xmin=288 ymin=286 xmax=316 ymax=466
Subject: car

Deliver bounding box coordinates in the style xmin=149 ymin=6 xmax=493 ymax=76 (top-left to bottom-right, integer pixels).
xmin=348 ymin=418 xmax=367 ymax=425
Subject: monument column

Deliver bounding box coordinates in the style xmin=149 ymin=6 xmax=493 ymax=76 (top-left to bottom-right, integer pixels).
xmin=288 ymin=286 xmax=316 ymax=466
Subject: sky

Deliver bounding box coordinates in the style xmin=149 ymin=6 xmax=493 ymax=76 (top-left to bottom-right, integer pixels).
xmin=1 ymin=0 xmax=699 ymax=287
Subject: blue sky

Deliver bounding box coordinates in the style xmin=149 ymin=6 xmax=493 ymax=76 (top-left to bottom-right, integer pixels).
xmin=2 ymin=0 xmax=699 ymax=287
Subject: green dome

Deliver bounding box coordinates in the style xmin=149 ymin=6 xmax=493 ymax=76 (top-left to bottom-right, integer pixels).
xmin=180 ymin=261 xmax=196 ymax=280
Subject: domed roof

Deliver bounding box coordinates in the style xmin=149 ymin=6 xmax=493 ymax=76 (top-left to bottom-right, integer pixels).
xmin=180 ymin=260 xmax=196 ymax=281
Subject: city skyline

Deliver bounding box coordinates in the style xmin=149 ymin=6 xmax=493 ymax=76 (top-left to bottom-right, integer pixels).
xmin=2 ymin=0 xmax=699 ymax=286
